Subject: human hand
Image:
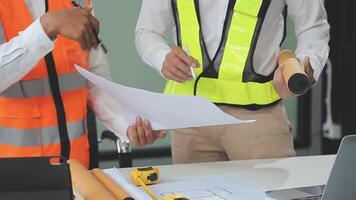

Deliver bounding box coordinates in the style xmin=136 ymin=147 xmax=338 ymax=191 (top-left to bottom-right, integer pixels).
xmin=273 ymin=57 xmax=315 ymax=99
xmin=303 ymin=57 xmax=316 ymax=86
xmin=40 ymin=7 xmax=99 ymax=50
xmin=162 ymin=47 xmax=200 ymax=83
xmin=127 ymin=117 xmax=167 ymax=147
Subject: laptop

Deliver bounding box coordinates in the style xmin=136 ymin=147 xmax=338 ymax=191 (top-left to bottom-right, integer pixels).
xmin=266 ymin=135 xmax=356 ymax=200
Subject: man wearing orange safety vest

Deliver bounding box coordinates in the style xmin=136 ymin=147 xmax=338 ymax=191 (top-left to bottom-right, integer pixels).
xmin=0 ymin=0 xmax=166 ymax=168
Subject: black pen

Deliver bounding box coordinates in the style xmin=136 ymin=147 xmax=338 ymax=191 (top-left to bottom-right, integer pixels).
xmin=71 ymin=1 xmax=108 ymax=54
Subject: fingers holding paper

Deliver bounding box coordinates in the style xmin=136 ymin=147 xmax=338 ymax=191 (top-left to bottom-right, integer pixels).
xmin=127 ymin=116 xmax=167 ymax=146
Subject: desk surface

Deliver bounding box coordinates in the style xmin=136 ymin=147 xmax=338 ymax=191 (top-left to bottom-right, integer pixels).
xmin=119 ymin=155 xmax=336 ymax=191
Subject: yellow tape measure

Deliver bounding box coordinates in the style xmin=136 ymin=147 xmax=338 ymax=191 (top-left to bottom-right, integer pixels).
xmin=131 ymin=167 xmax=159 ymax=186
xmin=162 ymin=195 xmax=189 ymax=200
xmin=130 ymin=167 xmax=189 ymax=200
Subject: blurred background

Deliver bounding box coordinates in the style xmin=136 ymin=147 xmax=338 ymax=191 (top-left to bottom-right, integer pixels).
xmin=91 ymin=0 xmax=355 ymax=168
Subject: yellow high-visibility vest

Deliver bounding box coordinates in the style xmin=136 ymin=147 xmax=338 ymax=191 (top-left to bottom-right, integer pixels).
xmin=164 ymin=0 xmax=281 ymax=106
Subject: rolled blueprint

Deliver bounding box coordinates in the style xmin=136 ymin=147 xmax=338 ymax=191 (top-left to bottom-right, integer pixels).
xmin=68 ymin=160 xmax=115 ymax=200
xmin=278 ymin=50 xmax=310 ymax=95
xmin=92 ymin=168 xmax=135 ymax=200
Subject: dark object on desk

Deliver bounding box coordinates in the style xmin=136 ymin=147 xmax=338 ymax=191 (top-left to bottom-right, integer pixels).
xmin=0 ymin=157 xmax=73 ymax=200
xmin=101 ymin=130 xmax=132 ymax=168
xmin=266 ymin=185 xmax=324 ymax=200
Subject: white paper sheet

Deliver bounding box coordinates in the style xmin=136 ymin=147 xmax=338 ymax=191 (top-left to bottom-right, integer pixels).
xmin=76 ymin=65 xmax=253 ymax=131
xmin=104 ymin=168 xmax=274 ymax=200
xmin=104 ymin=168 xmax=152 ymax=200
xmin=149 ymin=174 xmax=274 ymax=200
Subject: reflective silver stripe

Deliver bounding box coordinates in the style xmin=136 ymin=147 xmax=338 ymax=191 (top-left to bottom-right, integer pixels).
xmin=0 ymin=119 xmax=86 ymax=147
xmin=0 ymin=23 xmax=4 ymax=45
xmin=0 ymin=73 xmax=86 ymax=98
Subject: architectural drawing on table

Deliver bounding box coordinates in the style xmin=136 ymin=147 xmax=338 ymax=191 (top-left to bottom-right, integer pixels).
xmin=161 ymin=188 xmax=234 ymax=200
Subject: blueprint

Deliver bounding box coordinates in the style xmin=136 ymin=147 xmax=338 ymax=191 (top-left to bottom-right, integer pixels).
xmin=149 ymin=174 xmax=273 ymax=200
xmin=104 ymin=168 xmax=274 ymax=200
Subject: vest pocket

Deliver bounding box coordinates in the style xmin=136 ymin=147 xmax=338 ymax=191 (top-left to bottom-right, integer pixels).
xmin=0 ymin=98 xmax=41 ymax=119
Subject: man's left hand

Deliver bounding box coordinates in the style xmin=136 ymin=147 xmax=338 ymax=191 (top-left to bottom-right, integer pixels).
xmin=126 ymin=117 xmax=167 ymax=147
xmin=273 ymin=56 xmax=315 ymax=99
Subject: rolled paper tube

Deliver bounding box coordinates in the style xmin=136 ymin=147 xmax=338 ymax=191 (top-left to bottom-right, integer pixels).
xmin=278 ymin=50 xmax=310 ymax=95
xmin=68 ymin=160 xmax=115 ymax=200
xmin=92 ymin=168 xmax=135 ymax=200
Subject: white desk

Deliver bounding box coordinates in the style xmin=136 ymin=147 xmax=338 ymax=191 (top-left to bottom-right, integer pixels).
xmin=119 ymin=155 xmax=335 ymax=191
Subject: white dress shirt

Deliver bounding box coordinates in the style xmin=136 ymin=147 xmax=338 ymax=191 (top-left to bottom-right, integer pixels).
xmin=136 ymin=0 xmax=330 ymax=81
xmin=0 ymin=0 xmax=129 ymax=141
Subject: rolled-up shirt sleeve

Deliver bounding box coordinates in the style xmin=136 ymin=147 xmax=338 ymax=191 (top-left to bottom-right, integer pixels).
xmin=0 ymin=19 xmax=54 ymax=92
xmin=135 ymin=0 xmax=174 ymax=77
xmin=87 ymin=47 xmax=129 ymax=142
xmin=287 ymin=0 xmax=330 ymax=81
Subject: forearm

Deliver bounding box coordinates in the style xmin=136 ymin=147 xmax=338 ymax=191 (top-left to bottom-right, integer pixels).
xmin=87 ymin=48 xmax=129 ymax=142
xmin=0 ymin=19 xmax=54 ymax=92
xmin=287 ymin=0 xmax=330 ymax=81
xmin=295 ymin=22 xmax=330 ymax=82
xmin=88 ymin=87 xmax=129 ymax=142
xmin=87 ymin=47 xmax=112 ymax=88
xmin=135 ymin=0 xmax=174 ymax=77
xmin=135 ymin=30 xmax=171 ymax=77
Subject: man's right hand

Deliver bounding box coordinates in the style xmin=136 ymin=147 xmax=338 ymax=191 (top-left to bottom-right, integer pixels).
xmin=162 ymin=47 xmax=200 ymax=83
xmin=40 ymin=7 xmax=99 ymax=50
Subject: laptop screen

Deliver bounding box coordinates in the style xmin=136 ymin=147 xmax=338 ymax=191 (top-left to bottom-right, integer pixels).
xmin=322 ymin=135 xmax=356 ymax=200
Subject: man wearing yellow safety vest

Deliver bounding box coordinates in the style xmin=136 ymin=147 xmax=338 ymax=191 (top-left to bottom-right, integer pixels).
xmin=136 ymin=0 xmax=330 ymax=163
xmin=0 ymin=0 xmax=166 ymax=168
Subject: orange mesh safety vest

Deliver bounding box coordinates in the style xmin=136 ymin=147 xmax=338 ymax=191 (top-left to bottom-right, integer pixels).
xmin=0 ymin=0 xmax=91 ymax=167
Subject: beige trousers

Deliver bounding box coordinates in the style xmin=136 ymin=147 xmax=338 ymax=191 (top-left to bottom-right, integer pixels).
xmin=171 ymin=102 xmax=296 ymax=164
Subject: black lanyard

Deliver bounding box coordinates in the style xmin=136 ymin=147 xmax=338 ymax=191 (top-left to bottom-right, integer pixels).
xmin=44 ymin=0 xmax=70 ymax=160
